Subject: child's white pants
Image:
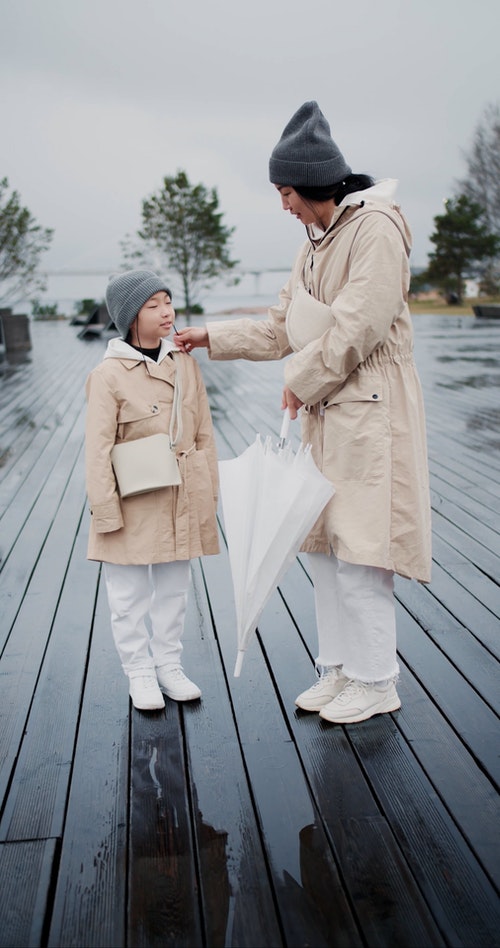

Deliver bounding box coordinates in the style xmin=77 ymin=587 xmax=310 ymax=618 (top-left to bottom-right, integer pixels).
xmin=103 ymin=561 xmax=191 ymax=678
xmin=307 ymin=552 xmax=399 ymax=683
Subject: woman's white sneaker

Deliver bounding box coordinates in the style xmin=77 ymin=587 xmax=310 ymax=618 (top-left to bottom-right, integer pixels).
xmin=129 ymin=675 xmax=165 ymax=711
xmin=156 ymin=665 xmax=202 ymax=701
xmin=295 ymin=666 xmax=348 ymax=711
xmin=319 ymin=679 xmax=401 ymax=724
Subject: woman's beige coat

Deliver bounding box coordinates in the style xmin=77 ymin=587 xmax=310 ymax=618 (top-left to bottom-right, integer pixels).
xmin=207 ymin=181 xmax=431 ymax=582
xmin=85 ymin=338 xmax=219 ymax=565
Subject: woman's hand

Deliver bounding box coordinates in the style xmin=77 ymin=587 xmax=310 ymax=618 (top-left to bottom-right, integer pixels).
xmin=282 ymin=386 xmax=304 ymax=420
xmin=175 ymin=327 xmax=209 ymax=352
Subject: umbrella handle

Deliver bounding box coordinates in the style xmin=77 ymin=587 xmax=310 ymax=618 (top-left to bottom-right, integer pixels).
xmin=278 ymin=408 xmax=291 ymax=448
xmin=234 ymin=650 xmax=245 ymax=677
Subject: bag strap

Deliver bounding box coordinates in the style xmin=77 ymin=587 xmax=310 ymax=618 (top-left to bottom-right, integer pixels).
xmin=169 ymin=354 xmax=183 ymax=448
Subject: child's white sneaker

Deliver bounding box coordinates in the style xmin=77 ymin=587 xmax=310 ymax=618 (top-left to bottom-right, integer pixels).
xmin=129 ymin=675 xmax=165 ymax=711
xmin=156 ymin=665 xmax=202 ymax=701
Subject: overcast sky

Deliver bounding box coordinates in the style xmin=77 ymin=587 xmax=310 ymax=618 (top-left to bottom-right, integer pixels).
xmin=1 ymin=0 xmax=498 ymax=309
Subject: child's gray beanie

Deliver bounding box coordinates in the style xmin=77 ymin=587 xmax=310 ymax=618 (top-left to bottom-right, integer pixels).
xmin=269 ymin=101 xmax=351 ymax=187
xmin=105 ymin=269 xmax=171 ymax=338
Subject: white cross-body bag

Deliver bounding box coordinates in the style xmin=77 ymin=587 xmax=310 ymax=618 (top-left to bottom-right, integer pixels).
xmin=111 ymin=359 xmax=183 ymax=497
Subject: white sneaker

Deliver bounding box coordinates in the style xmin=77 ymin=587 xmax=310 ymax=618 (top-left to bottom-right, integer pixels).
xmin=156 ymin=665 xmax=202 ymax=702
xmin=129 ymin=675 xmax=165 ymax=711
xmin=319 ymin=679 xmax=401 ymax=724
xmin=295 ymin=666 xmax=348 ymax=711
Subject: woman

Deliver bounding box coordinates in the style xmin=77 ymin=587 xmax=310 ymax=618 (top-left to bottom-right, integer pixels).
xmin=85 ymin=269 xmax=219 ymax=711
xmin=176 ymin=101 xmax=431 ymax=724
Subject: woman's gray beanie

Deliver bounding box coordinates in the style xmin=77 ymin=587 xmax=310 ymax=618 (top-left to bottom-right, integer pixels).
xmin=105 ymin=269 xmax=171 ymax=338
xmin=269 ymin=100 xmax=352 ymax=187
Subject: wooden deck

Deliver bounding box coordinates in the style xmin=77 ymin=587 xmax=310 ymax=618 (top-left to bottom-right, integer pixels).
xmin=0 ymin=314 xmax=499 ymax=948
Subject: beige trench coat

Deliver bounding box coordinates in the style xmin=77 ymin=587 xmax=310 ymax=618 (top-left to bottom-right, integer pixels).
xmin=85 ymin=340 xmax=219 ymax=565
xmin=207 ymin=191 xmax=432 ymax=582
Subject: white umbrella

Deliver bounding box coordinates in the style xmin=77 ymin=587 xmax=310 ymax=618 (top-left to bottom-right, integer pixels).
xmin=218 ymin=410 xmax=335 ymax=677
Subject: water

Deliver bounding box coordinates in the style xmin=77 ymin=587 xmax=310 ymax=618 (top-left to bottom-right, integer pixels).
xmin=7 ymin=270 xmax=290 ymax=318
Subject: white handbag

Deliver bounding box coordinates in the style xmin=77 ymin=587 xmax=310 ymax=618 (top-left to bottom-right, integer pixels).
xmin=286 ymin=281 xmax=334 ymax=352
xmin=111 ymin=360 xmax=183 ymax=497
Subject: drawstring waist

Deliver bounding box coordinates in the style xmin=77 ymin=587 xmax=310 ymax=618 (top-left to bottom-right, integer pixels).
xmin=303 ymin=348 xmax=416 ymax=415
xmin=177 ymin=442 xmax=196 ymax=459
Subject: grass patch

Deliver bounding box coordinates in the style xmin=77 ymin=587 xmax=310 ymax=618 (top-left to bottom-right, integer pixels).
xmin=409 ymin=296 xmax=500 ymax=316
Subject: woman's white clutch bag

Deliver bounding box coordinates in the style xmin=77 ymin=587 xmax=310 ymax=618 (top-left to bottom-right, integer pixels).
xmin=286 ymin=282 xmax=334 ymax=351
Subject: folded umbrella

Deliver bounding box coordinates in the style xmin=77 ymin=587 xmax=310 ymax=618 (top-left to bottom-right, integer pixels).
xmin=218 ymin=410 xmax=335 ymax=677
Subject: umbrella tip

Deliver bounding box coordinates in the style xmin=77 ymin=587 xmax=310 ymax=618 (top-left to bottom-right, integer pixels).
xmin=234 ymin=651 xmax=245 ymax=677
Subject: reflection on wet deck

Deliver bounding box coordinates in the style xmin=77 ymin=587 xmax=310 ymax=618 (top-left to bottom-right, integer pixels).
xmin=0 ymin=315 xmax=499 ymax=947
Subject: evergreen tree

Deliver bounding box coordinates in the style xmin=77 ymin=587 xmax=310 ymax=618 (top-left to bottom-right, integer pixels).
xmin=122 ymin=170 xmax=239 ymax=316
xmin=426 ymin=196 xmax=499 ymax=303
xmin=0 ymin=177 xmax=53 ymax=305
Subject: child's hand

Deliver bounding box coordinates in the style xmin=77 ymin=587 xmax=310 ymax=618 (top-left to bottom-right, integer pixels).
xmin=175 ymin=327 xmax=209 ymax=352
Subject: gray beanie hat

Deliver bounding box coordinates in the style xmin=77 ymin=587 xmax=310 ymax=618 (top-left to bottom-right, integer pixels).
xmin=269 ymin=101 xmax=351 ymax=188
xmin=105 ymin=269 xmax=171 ymax=338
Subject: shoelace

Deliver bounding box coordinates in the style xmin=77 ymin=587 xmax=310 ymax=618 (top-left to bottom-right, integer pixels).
xmin=312 ymin=668 xmax=341 ymax=689
xmin=138 ymin=676 xmax=160 ymax=690
xmin=164 ymin=667 xmax=187 ymax=681
xmin=311 ymin=675 xmax=331 ymax=690
xmin=334 ymin=680 xmax=365 ymax=704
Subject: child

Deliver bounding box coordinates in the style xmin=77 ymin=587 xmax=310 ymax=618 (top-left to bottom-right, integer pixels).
xmin=85 ymin=269 xmax=219 ymax=711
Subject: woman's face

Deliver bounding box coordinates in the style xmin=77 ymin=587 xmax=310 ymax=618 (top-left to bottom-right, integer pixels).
xmin=275 ymin=185 xmax=334 ymax=230
xmin=130 ymin=291 xmax=175 ymax=346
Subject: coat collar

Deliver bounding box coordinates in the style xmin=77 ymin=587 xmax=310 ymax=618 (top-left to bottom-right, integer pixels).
xmin=305 ymin=178 xmax=411 ymax=254
xmin=103 ymin=336 xmax=180 ymax=362
xmin=103 ymin=336 xmax=181 ymax=382
xmin=307 ymin=177 xmax=401 ymax=243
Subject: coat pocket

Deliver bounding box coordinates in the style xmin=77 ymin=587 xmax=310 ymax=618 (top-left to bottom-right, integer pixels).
xmin=115 ymin=402 xmax=168 ymax=442
xmin=322 ymin=378 xmax=389 ymax=484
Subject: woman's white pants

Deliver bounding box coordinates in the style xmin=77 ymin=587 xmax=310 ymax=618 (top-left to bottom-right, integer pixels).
xmin=103 ymin=561 xmax=191 ymax=678
xmin=308 ymin=552 xmax=399 ymax=682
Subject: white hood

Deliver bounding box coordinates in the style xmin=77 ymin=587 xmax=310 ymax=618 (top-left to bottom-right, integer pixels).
xmin=103 ymin=336 xmax=180 ymax=363
xmin=339 ymin=177 xmax=399 ymax=208
xmin=308 ymin=177 xmax=411 ymax=255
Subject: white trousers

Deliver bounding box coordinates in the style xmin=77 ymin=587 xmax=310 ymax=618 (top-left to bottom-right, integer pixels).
xmin=103 ymin=561 xmax=191 ymax=678
xmin=307 ymin=552 xmax=399 ymax=683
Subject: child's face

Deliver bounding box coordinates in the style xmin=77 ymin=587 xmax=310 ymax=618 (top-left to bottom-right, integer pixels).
xmin=133 ymin=291 xmax=175 ymax=343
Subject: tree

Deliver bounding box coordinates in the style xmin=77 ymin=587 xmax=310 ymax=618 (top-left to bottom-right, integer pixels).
xmin=31 ymin=299 xmax=59 ymax=319
xmin=0 ymin=177 xmax=53 ymax=305
xmin=458 ymin=103 xmax=500 ymax=237
xmin=456 ymin=102 xmax=500 ymax=293
xmin=74 ymin=298 xmax=99 ymax=316
xmin=122 ymin=170 xmax=239 ymax=316
xmin=426 ymin=195 xmax=499 ymax=304
xmin=409 ymin=267 xmax=432 ymax=298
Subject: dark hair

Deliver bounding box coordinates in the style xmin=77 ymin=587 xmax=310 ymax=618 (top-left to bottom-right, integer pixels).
xmin=295 ymin=174 xmax=375 ymax=206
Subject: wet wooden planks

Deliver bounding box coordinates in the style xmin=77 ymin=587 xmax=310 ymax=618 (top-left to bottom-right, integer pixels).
xmin=0 ymin=315 xmax=499 ymax=948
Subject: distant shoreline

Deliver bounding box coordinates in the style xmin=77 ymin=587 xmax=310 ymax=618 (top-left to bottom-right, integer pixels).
xmin=207 ymin=304 xmax=478 ymax=318
xmin=207 ymin=298 xmax=500 ymax=318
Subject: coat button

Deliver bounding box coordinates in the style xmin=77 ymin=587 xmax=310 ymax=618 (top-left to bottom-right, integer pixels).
xmin=372 ymin=393 xmax=379 ymax=400
xmin=151 ymin=404 xmax=159 ymax=413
